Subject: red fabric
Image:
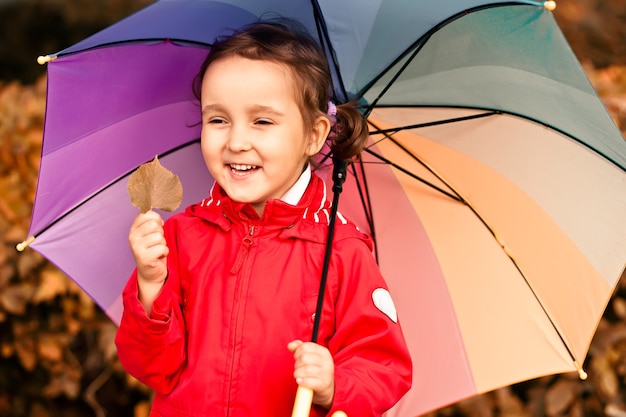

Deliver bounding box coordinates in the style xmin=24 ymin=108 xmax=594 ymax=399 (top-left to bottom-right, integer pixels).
xmin=115 ymin=174 xmax=412 ymax=416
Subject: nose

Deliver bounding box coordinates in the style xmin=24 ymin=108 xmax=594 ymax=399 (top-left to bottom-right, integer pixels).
xmin=227 ymin=124 xmax=252 ymax=152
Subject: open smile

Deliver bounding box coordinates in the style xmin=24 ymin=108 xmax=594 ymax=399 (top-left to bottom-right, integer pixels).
xmin=229 ymin=164 xmax=260 ymax=176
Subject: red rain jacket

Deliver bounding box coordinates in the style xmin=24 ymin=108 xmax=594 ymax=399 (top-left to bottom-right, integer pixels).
xmin=115 ymin=174 xmax=412 ymax=416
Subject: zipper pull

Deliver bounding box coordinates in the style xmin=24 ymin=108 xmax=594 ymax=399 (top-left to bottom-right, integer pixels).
xmin=230 ymin=224 xmax=255 ymax=274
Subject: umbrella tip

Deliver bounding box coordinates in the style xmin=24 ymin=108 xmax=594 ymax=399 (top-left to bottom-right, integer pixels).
xmin=37 ymin=55 xmax=57 ymax=65
xmin=16 ymin=236 xmax=35 ymax=251
xmin=574 ymin=360 xmax=588 ymax=380
xmin=543 ymin=1 xmax=556 ymax=11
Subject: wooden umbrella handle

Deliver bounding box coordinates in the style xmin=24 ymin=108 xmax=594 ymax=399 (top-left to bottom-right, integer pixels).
xmin=291 ymin=385 xmax=347 ymax=417
xmin=291 ymin=386 xmax=314 ymax=417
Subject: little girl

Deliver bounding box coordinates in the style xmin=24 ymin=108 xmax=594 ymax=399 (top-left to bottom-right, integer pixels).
xmin=115 ymin=21 xmax=412 ymax=417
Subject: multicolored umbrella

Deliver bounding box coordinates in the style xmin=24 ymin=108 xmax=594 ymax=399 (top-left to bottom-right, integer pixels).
xmin=20 ymin=0 xmax=626 ymax=415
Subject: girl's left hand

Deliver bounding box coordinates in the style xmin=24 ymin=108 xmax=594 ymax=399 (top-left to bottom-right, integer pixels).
xmin=288 ymin=340 xmax=335 ymax=409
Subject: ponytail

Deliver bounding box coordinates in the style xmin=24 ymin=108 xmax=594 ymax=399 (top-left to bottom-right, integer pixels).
xmin=327 ymin=101 xmax=369 ymax=162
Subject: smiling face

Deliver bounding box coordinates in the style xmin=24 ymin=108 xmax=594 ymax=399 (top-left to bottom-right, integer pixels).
xmin=200 ymin=56 xmax=330 ymax=216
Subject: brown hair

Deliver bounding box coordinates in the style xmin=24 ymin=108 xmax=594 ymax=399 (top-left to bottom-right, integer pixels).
xmin=192 ymin=21 xmax=368 ymax=162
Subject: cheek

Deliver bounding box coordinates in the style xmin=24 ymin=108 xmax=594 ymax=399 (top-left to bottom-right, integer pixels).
xmin=200 ymin=133 xmax=220 ymax=165
xmin=306 ymin=136 xmax=325 ymax=156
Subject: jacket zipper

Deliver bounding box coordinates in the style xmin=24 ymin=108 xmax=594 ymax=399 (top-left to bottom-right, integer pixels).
xmin=226 ymin=224 xmax=256 ymax=415
xmin=230 ymin=225 xmax=255 ymax=274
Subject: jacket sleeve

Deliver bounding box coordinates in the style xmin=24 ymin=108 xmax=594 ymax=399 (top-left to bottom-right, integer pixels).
xmin=322 ymin=236 xmax=413 ymax=417
xmin=114 ymin=220 xmax=187 ymax=395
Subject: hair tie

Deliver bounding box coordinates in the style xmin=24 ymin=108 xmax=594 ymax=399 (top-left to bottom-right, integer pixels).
xmin=327 ymin=101 xmax=338 ymax=139
xmin=327 ymin=101 xmax=337 ymax=126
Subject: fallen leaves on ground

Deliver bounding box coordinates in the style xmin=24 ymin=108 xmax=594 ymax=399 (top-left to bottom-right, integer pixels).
xmin=0 ymin=77 xmax=151 ymax=416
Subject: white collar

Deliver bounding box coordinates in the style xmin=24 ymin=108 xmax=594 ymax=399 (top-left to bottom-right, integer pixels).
xmin=281 ymin=165 xmax=311 ymax=205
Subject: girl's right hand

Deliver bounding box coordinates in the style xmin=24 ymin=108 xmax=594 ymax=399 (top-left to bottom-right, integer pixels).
xmin=129 ymin=211 xmax=169 ymax=312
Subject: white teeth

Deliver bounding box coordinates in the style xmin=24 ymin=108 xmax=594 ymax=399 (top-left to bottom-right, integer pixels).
xmin=230 ymin=164 xmax=257 ymax=171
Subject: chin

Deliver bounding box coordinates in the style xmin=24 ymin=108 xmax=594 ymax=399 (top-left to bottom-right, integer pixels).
xmin=227 ymin=190 xmax=261 ymax=205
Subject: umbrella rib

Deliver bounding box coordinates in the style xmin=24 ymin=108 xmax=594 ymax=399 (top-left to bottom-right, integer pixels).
xmin=349 ymin=158 xmax=379 ymax=263
xmin=363 ymin=37 xmax=428 ymax=118
xmin=312 ymin=151 xmax=380 ymax=261
xmin=369 ymin=110 xmax=499 ymax=136
xmin=362 ymin=117 xmax=464 ymax=204
xmin=18 ymin=139 xmax=202 ymax=249
xmin=311 ymin=0 xmax=350 ymax=103
xmin=367 ymin=119 xmax=585 ymax=375
xmin=372 ymin=106 xmax=626 ymax=170
xmin=55 ymin=38 xmax=212 ymax=59
xmin=355 ymin=2 xmax=536 ymax=105
xmin=362 ymin=147 xmax=462 ymax=203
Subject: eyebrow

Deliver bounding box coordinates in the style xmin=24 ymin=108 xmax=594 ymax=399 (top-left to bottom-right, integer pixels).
xmin=201 ymin=104 xmax=224 ymax=117
xmin=201 ymin=103 xmax=285 ymax=117
xmin=249 ymin=105 xmax=285 ymax=117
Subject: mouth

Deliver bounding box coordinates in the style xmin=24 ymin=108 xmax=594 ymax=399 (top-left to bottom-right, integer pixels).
xmin=229 ymin=164 xmax=259 ymax=176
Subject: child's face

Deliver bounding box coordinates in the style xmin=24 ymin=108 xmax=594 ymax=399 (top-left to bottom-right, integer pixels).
xmin=200 ymin=56 xmax=329 ymax=216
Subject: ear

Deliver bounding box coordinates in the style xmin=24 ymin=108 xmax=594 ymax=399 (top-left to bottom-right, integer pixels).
xmin=305 ymin=115 xmax=331 ymax=156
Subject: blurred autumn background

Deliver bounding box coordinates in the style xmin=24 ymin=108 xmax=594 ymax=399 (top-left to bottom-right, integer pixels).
xmin=0 ymin=0 xmax=625 ymax=416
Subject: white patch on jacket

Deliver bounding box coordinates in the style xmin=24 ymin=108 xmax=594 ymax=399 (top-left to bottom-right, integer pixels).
xmin=372 ymin=288 xmax=398 ymax=323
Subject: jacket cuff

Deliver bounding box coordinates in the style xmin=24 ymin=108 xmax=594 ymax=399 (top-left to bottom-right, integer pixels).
xmin=327 ymin=372 xmax=351 ymax=416
xmin=122 ymin=272 xmax=174 ymax=331
xmin=150 ymin=277 xmax=175 ymax=321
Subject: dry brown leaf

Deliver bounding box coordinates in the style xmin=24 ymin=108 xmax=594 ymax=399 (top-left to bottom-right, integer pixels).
xmin=99 ymin=322 xmax=119 ymax=362
xmin=33 ymin=268 xmax=68 ymax=303
xmin=455 ymin=393 xmax=494 ymax=417
xmin=127 ymin=156 xmax=183 ymax=213
xmin=16 ymin=249 xmax=43 ymax=278
xmin=76 ymin=287 xmax=96 ymax=320
xmin=134 ymin=401 xmax=152 ymax=417
xmin=615 ymin=297 xmax=626 ymax=320
xmin=591 ymin=353 xmax=620 ymax=399
xmin=494 ymin=387 xmax=528 ymax=417
xmin=0 ymin=244 xmax=7 ymax=268
xmin=37 ymin=333 xmax=65 ymax=362
xmin=1 ymin=343 xmax=14 ymax=358
xmin=0 ymin=264 xmax=12 ymax=288
xmin=606 ymin=403 xmax=626 ymax=417
xmin=43 ymin=364 xmax=81 ymax=399
xmin=29 ymin=403 xmax=53 ymax=417
xmin=545 ymin=379 xmax=578 ymax=416
xmin=125 ymin=372 xmax=151 ymax=391
xmin=15 ymin=335 xmax=37 ymax=371
xmin=569 ymin=399 xmax=585 ymax=417
xmin=61 ymin=294 xmax=95 ymax=322
xmin=0 ymin=282 xmax=35 ymax=314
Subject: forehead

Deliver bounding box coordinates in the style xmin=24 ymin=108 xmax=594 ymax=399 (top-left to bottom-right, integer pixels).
xmin=200 ymin=56 xmax=310 ymax=124
xmin=202 ymin=56 xmax=297 ymax=95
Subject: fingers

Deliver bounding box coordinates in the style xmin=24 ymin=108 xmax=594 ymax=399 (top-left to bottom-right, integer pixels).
xmin=130 ymin=211 xmax=164 ymax=240
xmin=288 ymin=340 xmax=303 ymax=353
xmin=129 ymin=211 xmax=168 ymax=283
xmin=289 ymin=341 xmax=335 ymax=408
xmin=130 ymin=212 xmax=166 ymax=252
xmin=291 ymin=342 xmax=333 ymax=385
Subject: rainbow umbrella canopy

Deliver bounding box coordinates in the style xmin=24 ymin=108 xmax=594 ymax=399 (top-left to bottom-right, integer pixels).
xmin=21 ymin=0 xmax=626 ymax=415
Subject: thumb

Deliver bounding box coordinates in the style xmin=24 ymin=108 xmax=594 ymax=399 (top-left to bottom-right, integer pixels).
xmin=288 ymin=340 xmax=304 ymax=353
